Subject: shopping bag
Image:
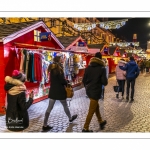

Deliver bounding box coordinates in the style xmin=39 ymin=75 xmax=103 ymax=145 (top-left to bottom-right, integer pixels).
xmin=113 ymin=80 xmax=122 ymax=92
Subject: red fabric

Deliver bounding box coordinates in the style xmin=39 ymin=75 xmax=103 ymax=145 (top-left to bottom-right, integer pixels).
xmin=34 ymin=53 xmax=42 ymax=82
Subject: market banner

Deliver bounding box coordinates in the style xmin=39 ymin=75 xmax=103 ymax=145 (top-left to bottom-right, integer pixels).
xmin=40 ymin=32 xmax=51 ymax=41
xmin=71 ymin=46 xmax=88 ymax=52
xmin=78 ymin=41 xmax=85 ymax=47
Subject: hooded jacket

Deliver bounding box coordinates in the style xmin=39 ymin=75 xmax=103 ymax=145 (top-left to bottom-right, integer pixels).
xmin=82 ymin=57 xmax=108 ymax=100
xmin=48 ymin=62 xmax=67 ymax=100
xmin=119 ymin=60 xmax=140 ymax=79
xmin=115 ymin=60 xmax=127 ymax=80
xmin=4 ymin=76 xmax=33 ymax=131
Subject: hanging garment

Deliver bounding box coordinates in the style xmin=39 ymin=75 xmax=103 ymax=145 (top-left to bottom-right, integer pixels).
xmin=23 ymin=49 xmax=27 ymax=73
xmin=19 ymin=49 xmax=25 ymax=73
xmin=25 ymin=51 xmax=30 ymax=81
xmin=34 ymin=53 xmax=42 ymax=82
xmin=27 ymin=52 xmax=34 ymax=82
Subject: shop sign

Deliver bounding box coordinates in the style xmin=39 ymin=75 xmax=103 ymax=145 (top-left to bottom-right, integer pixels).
xmin=104 ymin=47 xmax=109 ymax=52
xmin=40 ymin=32 xmax=51 ymax=41
xmin=78 ymin=42 xmax=86 ymax=47
xmin=71 ymin=46 xmax=88 ymax=52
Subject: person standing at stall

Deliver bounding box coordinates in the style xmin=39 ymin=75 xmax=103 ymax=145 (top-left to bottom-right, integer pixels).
xmin=82 ymin=52 xmax=108 ymax=132
xmin=42 ymin=56 xmax=77 ymax=131
xmin=4 ymin=70 xmax=33 ymax=132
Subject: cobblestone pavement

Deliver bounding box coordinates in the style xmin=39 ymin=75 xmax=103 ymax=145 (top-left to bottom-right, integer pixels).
xmin=1 ymin=73 xmax=150 ymax=133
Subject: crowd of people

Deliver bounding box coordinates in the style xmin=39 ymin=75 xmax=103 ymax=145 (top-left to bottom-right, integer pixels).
xmin=4 ymin=52 xmax=145 ymax=133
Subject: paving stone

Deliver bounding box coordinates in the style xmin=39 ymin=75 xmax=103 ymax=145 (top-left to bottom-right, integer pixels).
xmin=1 ymin=73 xmax=150 ymax=132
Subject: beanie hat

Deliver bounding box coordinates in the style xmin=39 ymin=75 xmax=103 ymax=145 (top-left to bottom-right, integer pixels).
xmin=95 ymin=52 xmax=102 ymax=59
xmin=12 ymin=70 xmax=26 ymax=82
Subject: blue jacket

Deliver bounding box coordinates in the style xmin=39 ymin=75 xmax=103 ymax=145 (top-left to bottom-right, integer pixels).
xmin=119 ymin=60 xmax=139 ymax=80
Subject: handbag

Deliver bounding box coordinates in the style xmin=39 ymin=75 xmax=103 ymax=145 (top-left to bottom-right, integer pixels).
xmin=65 ymin=83 xmax=74 ymax=98
xmin=113 ymin=81 xmax=122 ymax=92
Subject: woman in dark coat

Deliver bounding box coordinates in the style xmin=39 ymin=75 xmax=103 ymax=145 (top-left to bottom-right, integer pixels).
xmin=42 ymin=56 xmax=77 ymax=131
xmin=4 ymin=70 xmax=33 ymax=132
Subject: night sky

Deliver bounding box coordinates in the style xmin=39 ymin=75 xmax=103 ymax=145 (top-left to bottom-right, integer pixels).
xmin=101 ymin=18 xmax=150 ymax=50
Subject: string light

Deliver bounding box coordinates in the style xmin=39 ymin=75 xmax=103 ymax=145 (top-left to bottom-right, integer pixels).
xmin=74 ymin=23 xmax=97 ymax=31
xmin=109 ymin=42 xmax=139 ymax=47
xmin=99 ymin=19 xmax=128 ymax=30
xmin=73 ymin=19 xmax=128 ymax=31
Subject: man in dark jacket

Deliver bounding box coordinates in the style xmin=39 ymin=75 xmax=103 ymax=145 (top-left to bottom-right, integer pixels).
xmin=119 ymin=56 xmax=139 ymax=103
xmin=82 ymin=52 xmax=108 ymax=132
xmin=4 ymin=70 xmax=33 ymax=132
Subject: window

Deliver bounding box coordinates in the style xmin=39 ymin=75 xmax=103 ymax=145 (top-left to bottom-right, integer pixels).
xmin=34 ymin=30 xmax=41 ymax=42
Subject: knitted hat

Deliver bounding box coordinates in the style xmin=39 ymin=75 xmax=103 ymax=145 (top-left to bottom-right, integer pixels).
xmin=12 ymin=70 xmax=26 ymax=82
xmin=95 ymin=52 xmax=102 ymax=59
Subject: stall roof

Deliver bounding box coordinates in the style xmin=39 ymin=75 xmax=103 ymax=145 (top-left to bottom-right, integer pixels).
xmin=0 ymin=21 xmax=40 ymax=39
xmin=57 ymin=36 xmax=79 ymax=48
xmin=126 ymin=53 xmax=133 ymax=57
xmin=109 ymin=46 xmax=116 ymax=55
xmin=120 ymin=48 xmax=126 ymax=56
xmin=87 ymin=44 xmax=105 ymax=50
xmin=57 ymin=36 xmax=89 ymax=51
xmin=0 ymin=21 xmax=64 ymax=49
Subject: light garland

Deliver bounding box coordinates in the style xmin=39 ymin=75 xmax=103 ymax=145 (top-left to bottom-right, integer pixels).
xmin=99 ymin=19 xmax=128 ymax=30
xmin=74 ymin=23 xmax=97 ymax=31
xmin=73 ymin=19 xmax=128 ymax=31
xmin=109 ymin=42 xmax=139 ymax=47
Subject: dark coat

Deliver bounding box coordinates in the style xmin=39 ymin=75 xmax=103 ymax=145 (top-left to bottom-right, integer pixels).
xmin=82 ymin=57 xmax=108 ymax=100
xmin=119 ymin=60 xmax=139 ymax=80
xmin=4 ymin=78 xmax=33 ymax=132
xmin=48 ymin=63 xmax=67 ymax=100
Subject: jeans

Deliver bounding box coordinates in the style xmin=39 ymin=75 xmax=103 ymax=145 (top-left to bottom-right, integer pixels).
xmin=126 ymin=79 xmax=136 ymax=99
xmin=83 ymin=98 xmax=102 ymax=130
xmin=117 ymin=80 xmax=126 ymax=96
xmin=43 ymin=99 xmax=72 ymax=126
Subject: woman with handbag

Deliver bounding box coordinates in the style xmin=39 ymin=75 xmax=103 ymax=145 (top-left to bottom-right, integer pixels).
xmin=42 ymin=55 xmax=77 ymax=131
xmin=115 ymin=59 xmax=127 ymax=99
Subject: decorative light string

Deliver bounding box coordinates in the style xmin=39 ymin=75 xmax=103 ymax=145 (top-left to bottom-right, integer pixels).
xmin=73 ymin=19 xmax=128 ymax=31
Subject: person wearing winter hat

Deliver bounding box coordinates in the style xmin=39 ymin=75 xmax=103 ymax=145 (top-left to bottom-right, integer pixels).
xmin=4 ymin=70 xmax=34 ymax=132
xmin=82 ymin=52 xmax=108 ymax=132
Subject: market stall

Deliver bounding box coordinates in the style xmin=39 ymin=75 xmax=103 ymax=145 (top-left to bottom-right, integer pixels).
xmin=101 ymin=45 xmax=115 ymax=73
xmin=0 ymin=21 xmax=65 ymax=114
xmin=58 ymin=36 xmax=89 ymax=87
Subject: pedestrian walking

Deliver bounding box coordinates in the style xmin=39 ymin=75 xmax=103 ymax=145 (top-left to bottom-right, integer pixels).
xmin=140 ymin=59 xmax=144 ymax=74
xmin=82 ymin=52 xmax=108 ymax=132
xmin=119 ymin=56 xmax=140 ymax=103
xmin=4 ymin=70 xmax=34 ymax=132
xmin=145 ymin=59 xmax=150 ymax=73
xmin=101 ymin=58 xmax=109 ymax=100
xmin=43 ymin=56 xmax=77 ymax=131
xmin=115 ymin=59 xmax=127 ymax=99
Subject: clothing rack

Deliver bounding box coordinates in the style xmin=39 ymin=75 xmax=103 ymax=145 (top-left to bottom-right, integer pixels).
xmin=13 ymin=42 xmax=93 ymax=55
